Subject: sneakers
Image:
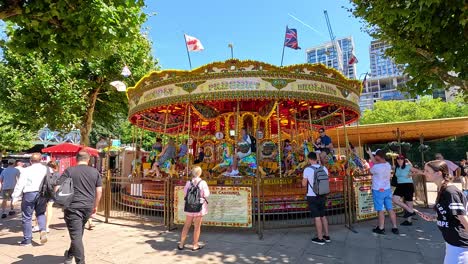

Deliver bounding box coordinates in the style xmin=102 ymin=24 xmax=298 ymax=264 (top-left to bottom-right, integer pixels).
xmin=392 ymin=228 xmax=399 ymax=235
xmin=1 ymin=213 xmax=6 ymax=219
xmin=40 ymin=230 xmax=48 ymax=244
xmin=229 ymin=170 xmax=239 ymax=176
xmin=403 ymin=211 xmax=416 ymax=218
xmin=323 ymin=236 xmax=331 ymax=243
xmin=32 ymin=225 xmax=40 ymax=232
xmin=64 ymin=250 xmax=73 ymax=264
xmin=401 ymin=220 xmax=413 ymax=226
xmin=18 ymin=240 xmax=32 ymax=246
xmin=8 ymin=211 xmax=16 ymax=216
xmin=372 ymin=227 xmax=385 ymax=235
xmin=311 ymin=237 xmax=326 ymax=245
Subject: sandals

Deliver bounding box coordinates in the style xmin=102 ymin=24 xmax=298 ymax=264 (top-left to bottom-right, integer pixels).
xmin=192 ymin=245 xmax=204 ymax=251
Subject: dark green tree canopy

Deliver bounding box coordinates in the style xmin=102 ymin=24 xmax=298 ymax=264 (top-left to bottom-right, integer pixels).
xmin=349 ymin=0 xmax=467 ymax=99
xmin=0 ymin=0 xmax=146 ymax=61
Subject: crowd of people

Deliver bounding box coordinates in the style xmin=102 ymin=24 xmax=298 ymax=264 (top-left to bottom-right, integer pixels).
xmin=0 ymin=151 xmax=102 ymax=264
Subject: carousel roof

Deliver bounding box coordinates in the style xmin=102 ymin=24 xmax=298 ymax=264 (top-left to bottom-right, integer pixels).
xmin=127 ymin=59 xmax=362 ymax=137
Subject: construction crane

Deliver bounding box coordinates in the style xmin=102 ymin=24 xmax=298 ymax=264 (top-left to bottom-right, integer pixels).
xmin=324 ymin=10 xmax=344 ymax=74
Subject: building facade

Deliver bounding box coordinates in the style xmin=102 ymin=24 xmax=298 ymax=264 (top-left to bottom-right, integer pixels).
xmin=306 ymin=36 xmax=357 ymax=79
xmin=359 ymin=40 xmax=413 ymax=111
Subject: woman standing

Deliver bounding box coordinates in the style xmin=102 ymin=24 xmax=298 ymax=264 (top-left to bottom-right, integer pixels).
xmin=178 ymin=166 xmax=210 ymax=251
xmin=417 ymin=160 xmax=468 ymax=263
xmin=392 ymin=154 xmax=421 ymax=226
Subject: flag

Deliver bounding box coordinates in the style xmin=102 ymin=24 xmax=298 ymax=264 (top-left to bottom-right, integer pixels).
xmin=284 ymin=27 xmax=301 ymax=50
xmin=185 ymin=34 xmax=204 ymax=52
xmin=348 ymin=54 xmax=358 ymax=65
xmin=110 ymin=81 xmax=127 ymax=92
xmin=361 ymin=72 xmax=368 ymax=93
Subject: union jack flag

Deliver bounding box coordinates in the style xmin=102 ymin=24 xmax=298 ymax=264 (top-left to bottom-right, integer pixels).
xmin=284 ymin=27 xmax=300 ymax=50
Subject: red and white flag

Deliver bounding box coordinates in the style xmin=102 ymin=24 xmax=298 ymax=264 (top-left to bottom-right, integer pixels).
xmin=185 ymin=34 xmax=204 ymax=52
xmin=348 ymin=54 xmax=358 ymax=65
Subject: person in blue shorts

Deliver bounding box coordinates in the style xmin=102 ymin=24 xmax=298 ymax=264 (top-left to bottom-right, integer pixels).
xmin=366 ymin=148 xmax=399 ymax=235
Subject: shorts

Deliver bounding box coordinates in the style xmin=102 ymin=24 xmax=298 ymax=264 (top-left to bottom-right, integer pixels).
xmin=1 ymin=189 xmax=13 ymax=199
xmin=393 ymin=183 xmax=414 ymax=202
xmin=372 ymin=189 xmax=393 ymax=211
xmin=307 ymin=195 xmax=326 ymax=218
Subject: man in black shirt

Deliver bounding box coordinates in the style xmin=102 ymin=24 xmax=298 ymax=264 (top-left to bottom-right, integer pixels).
xmin=56 ymin=151 xmax=102 ymax=264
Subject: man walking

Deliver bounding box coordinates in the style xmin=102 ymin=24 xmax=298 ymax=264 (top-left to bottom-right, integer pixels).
xmin=12 ymin=153 xmax=49 ymax=246
xmin=367 ymin=148 xmax=399 ymax=235
xmin=302 ymin=152 xmax=330 ymax=245
xmin=56 ymin=151 xmax=102 ymax=264
xmin=0 ymin=159 xmax=21 ymax=218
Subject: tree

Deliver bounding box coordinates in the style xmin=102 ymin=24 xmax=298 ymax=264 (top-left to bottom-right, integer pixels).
xmin=360 ymin=96 xmax=468 ymax=124
xmin=348 ymin=0 xmax=467 ymax=99
xmin=0 ymin=34 xmax=157 ymax=146
xmin=0 ymin=106 xmax=34 ymax=152
xmin=0 ymin=0 xmax=147 ymax=61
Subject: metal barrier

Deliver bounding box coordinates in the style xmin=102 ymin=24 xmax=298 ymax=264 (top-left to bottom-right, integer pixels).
xmin=98 ymin=170 xmax=166 ymax=224
xmin=258 ymin=176 xmax=346 ymax=231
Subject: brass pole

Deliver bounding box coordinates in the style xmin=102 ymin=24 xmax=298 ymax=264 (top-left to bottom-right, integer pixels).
xmin=276 ymin=102 xmax=282 ymax=178
xmin=357 ymin=121 xmax=362 ymax=158
xmin=236 ymin=101 xmax=240 ymax=139
xmin=308 ymin=106 xmax=314 ymax=143
xmin=336 ymin=126 xmax=341 ymax=158
xmin=186 ymin=104 xmax=192 ymax=177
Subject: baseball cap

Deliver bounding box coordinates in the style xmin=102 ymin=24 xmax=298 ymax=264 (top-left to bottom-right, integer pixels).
xmin=371 ymin=149 xmax=380 ymax=155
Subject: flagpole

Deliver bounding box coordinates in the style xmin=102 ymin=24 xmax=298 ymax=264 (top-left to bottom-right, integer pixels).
xmin=280 ymin=26 xmax=287 ymax=67
xmin=183 ymin=34 xmax=192 ymax=70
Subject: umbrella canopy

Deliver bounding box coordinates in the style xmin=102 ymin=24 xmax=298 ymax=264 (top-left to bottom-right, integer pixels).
xmin=42 ymin=143 xmax=99 ymax=157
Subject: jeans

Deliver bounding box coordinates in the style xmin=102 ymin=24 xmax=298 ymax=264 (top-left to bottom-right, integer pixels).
xmin=445 ymin=243 xmax=468 ymax=264
xmin=21 ymin=192 xmax=47 ymax=242
xmin=64 ymin=207 xmax=93 ymax=264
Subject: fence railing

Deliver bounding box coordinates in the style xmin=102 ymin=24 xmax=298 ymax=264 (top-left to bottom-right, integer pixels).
xmin=97 ymin=171 xmax=428 ymax=238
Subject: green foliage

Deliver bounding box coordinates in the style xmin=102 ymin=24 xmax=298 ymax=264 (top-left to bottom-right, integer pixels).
xmin=1 ymin=0 xmax=147 ymax=61
xmin=0 ymin=106 xmax=34 ymax=151
xmin=349 ymin=0 xmax=467 ymax=98
xmin=360 ymin=96 xmax=468 ymax=124
xmin=0 ymin=33 xmax=157 ymax=146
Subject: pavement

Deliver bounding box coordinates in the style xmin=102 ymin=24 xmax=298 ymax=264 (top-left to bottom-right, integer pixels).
xmin=0 ymin=204 xmax=446 ymax=264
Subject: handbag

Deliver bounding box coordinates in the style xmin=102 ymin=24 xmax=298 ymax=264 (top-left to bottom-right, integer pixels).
xmin=391 ymin=169 xmax=398 ymax=187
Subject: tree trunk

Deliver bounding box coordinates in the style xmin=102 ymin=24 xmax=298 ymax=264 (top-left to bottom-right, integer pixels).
xmin=80 ymin=87 xmax=101 ymax=146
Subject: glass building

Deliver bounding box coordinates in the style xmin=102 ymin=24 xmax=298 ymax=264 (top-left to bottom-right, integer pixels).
xmin=306 ymin=36 xmax=357 ymax=79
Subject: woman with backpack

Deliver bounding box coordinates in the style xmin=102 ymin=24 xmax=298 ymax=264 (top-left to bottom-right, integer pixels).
xmin=417 ymin=160 xmax=468 ymax=263
xmin=178 ymin=166 xmax=210 ymax=251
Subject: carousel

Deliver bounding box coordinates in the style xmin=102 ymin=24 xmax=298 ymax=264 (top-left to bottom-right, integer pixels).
xmin=122 ymin=59 xmax=362 ymax=215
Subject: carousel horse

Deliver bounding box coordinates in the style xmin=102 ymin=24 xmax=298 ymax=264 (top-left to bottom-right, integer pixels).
xmin=211 ymin=143 xmax=233 ymax=174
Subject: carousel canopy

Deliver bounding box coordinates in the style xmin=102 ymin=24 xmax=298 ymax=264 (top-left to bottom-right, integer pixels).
xmin=127 ymin=59 xmax=362 ymax=138
xmin=42 ymin=143 xmax=99 ymax=157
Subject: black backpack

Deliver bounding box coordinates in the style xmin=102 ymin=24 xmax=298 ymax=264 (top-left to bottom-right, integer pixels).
xmin=39 ymin=169 xmax=55 ymax=199
xmin=55 ymin=175 xmax=74 ymax=207
xmin=184 ymin=180 xmax=207 ymax=213
xmin=249 ymin=135 xmax=257 ymax=152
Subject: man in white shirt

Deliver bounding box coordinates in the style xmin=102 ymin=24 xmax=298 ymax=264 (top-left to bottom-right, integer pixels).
xmin=12 ymin=153 xmax=49 ymax=246
xmin=366 ymin=148 xmax=398 ymax=235
xmin=302 ymin=152 xmax=330 ymax=245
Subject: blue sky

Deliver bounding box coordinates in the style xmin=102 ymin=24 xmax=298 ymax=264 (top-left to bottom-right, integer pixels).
xmin=145 ymin=0 xmax=372 ymax=79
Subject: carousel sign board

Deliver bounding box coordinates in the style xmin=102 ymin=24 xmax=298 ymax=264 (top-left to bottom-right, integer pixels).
xmin=354 ymin=180 xmax=403 ymax=221
xmin=174 ymin=186 xmax=252 ymax=228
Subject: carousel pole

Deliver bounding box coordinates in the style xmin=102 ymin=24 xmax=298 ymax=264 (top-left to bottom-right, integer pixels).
xmin=308 ymin=106 xmax=314 ymax=143
xmin=276 ymin=102 xmax=282 ymax=178
xmin=342 ymin=108 xmax=355 ymax=232
xmin=336 ymin=126 xmax=341 ymax=158
xmin=236 ymin=100 xmax=240 ymax=139
xmin=163 ymin=105 xmax=170 ymax=141
xmin=186 ymin=104 xmax=192 ymax=177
